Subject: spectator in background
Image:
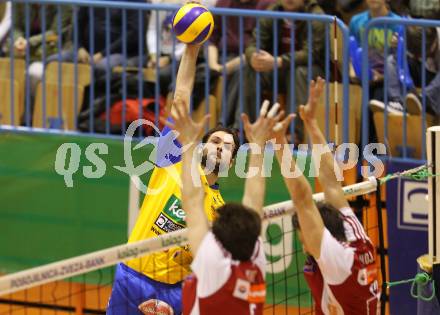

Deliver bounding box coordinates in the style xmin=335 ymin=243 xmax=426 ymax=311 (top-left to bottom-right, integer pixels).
xmin=244 ymin=0 xmax=326 ymax=142
xmin=390 ymin=0 xmax=440 ymax=19
xmin=53 ymin=2 xmax=144 ymax=72
xmin=3 ymin=3 xmax=72 ymax=122
xmin=316 ymin=0 xmax=340 ymax=16
xmin=349 ymin=0 xmax=400 ymax=100
xmin=208 ymin=0 xmax=275 ymax=127
xmin=0 ymin=1 xmax=11 ymax=56
xmin=336 ymin=0 xmax=368 ymax=24
xmin=4 ymin=4 xmax=72 ymax=62
xmin=389 ymin=0 xmax=410 ymax=16
xmin=409 ymin=0 xmax=440 ymax=19
xmin=317 ymin=0 xmax=365 ymax=21
xmin=372 ymin=26 xmax=440 ymax=116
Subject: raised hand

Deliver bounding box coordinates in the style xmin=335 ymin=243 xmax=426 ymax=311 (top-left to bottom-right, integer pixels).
xmin=241 ymin=100 xmax=284 ymax=146
xmin=165 ymin=97 xmax=210 ymax=146
xmin=77 ymin=48 xmax=90 ymax=64
xmin=271 ymin=113 xmax=296 ymax=144
xmin=299 ymin=77 xmax=325 ymax=124
xmin=250 ymin=50 xmax=280 ymax=72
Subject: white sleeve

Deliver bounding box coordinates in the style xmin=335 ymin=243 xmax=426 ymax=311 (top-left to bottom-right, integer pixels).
xmin=0 ymin=2 xmax=11 ymax=43
xmin=316 ymin=228 xmax=355 ymax=285
xmin=173 ymin=42 xmax=185 ymax=60
xmin=191 ymin=232 xmax=232 ymax=298
xmin=147 ymin=7 xmax=162 ymax=55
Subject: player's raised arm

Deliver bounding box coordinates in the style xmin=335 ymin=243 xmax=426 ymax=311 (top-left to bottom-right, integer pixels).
xmin=173 ymin=44 xmax=200 ymax=112
xmin=166 ymin=98 xmax=210 ymax=255
xmin=273 ymin=114 xmax=325 ymax=259
xmin=241 ymin=101 xmax=283 ymax=217
xmin=299 ymin=77 xmax=349 ymax=210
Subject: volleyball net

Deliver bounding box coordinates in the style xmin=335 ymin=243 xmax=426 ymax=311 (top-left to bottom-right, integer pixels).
xmin=0 ymin=177 xmax=383 ymax=314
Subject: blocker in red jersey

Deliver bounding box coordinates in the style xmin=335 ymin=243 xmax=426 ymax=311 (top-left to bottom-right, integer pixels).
xmin=274 ymin=77 xmax=380 ymax=315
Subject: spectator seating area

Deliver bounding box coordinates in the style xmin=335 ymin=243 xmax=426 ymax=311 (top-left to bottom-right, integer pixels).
xmin=0 ymin=0 xmax=439 ymax=160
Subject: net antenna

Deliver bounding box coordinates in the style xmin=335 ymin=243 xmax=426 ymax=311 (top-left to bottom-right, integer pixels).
xmin=427 ymin=126 xmax=440 ymax=303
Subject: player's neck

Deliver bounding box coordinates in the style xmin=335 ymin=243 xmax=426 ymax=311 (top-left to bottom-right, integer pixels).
xmin=205 ymin=172 xmax=218 ymax=186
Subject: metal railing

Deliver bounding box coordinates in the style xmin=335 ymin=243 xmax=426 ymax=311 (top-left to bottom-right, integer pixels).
xmin=361 ymin=17 xmax=440 ymax=163
xmin=0 ymin=0 xmax=351 ymax=144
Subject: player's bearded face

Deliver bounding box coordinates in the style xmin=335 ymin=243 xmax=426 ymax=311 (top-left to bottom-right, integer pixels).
xmin=201 ymin=132 xmax=235 ymax=175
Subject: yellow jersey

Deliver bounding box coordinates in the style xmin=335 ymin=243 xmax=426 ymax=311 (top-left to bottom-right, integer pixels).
xmin=125 ymin=161 xmax=225 ymax=284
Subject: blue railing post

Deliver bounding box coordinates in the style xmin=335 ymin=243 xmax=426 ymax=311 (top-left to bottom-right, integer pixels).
xmin=255 ymin=17 xmax=261 ymax=116
xmin=272 ymin=19 xmax=278 ymax=105
xmin=56 ymin=4 xmax=63 ymax=129
xmin=122 ymin=8 xmax=127 ymax=134
xmin=421 ymin=28 xmax=427 ymax=160
xmin=238 ymin=15 xmax=244 ymax=140
xmin=89 ymin=6 xmax=95 ymax=134
xmin=337 ymin=19 xmax=350 ymax=145
xmin=9 ymin=1 xmax=15 ymax=125
xmin=73 ymin=5 xmax=79 ymax=131
xmin=289 ymin=19 xmax=296 ymax=139
xmin=41 ymin=4 xmax=47 ymax=128
xmin=203 ymin=42 xmax=210 ymax=130
xmin=383 ymin=24 xmax=389 ymax=158
xmin=24 ymin=2 xmax=31 ymax=127
xmin=105 ymin=7 xmax=111 ymax=135
xmin=361 ymin=22 xmax=371 ymax=159
xmin=137 ymin=8 xmax=144 ymax=138
xmin=221 ymin=15 xmax=227 ymax=125
xmin=154 ymin=9 xmax=160 ymax=128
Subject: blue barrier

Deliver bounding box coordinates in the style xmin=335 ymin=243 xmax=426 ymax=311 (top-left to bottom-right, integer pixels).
xmin=1 ymin=0 xmax=351 ymax=144
xmin=361 ymin=17 xmax=440 ymax=163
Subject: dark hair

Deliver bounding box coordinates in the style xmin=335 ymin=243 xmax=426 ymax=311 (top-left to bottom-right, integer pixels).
xmin=406 ymin=26 xmax=437 ymax=58
xmin=291 ymin=203 xmax=346 ymax=242
xmin=212 ymin=203 xmax=262 ymax=261
xmin=202 ymin=124 xmax=240 ymax=159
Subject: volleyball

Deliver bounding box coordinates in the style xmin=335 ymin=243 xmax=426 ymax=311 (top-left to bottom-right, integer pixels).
xmin=172 ymin=3 xmax=214 ymax=44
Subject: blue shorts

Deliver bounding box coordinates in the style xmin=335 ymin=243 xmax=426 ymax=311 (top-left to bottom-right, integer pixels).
xmin=107 ymin=263 xmax=182 ymax=315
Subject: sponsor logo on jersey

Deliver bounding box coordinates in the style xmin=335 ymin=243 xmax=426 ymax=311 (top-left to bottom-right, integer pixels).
xmin=357 ymin=265 xmax=377 ymax=286
xmin=233 ymin=278 xmax=250 ymax=301
xmin=248 ymin=284 xmax=266 ymax=303
xmin=162 ymin=195 xmax=186 ymax=225
xmin=154 ymin=213 xmax=184 ymax=233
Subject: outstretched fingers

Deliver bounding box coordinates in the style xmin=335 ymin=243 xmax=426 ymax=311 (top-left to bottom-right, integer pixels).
xmin=260 ymin=100 xmax=270 ymax=117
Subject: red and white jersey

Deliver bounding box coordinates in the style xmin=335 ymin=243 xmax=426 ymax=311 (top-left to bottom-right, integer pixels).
xmin=182 ymin=232 xmax=266 ymax=315
xmin=304 ymin=207 xmax=380 ymax=315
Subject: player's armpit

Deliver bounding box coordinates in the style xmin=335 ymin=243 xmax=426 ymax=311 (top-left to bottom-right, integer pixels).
xmin=316 ymin=229 xmax=354 ymax=285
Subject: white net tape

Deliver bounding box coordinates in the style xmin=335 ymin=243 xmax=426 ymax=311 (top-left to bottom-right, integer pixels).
xmin=0 ymin=177 xmax=377 ymax=295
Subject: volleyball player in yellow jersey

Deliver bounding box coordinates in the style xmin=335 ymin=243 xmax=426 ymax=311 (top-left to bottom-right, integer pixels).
xmin=107 ymin=41 xmax=241 ymax=315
